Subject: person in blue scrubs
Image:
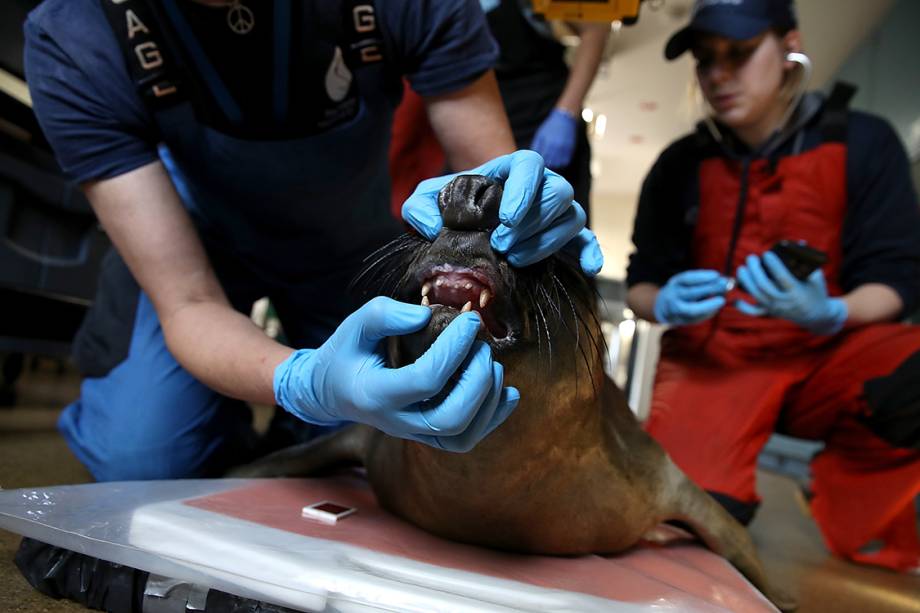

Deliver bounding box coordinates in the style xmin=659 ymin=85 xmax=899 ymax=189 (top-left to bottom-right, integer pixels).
xmin=480 ymin=0 xmax=609 ymax=221
xmin=23 ymin=0 xmax=604 ymax=480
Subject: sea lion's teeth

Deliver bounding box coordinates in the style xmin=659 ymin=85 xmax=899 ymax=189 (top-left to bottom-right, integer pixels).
xmin=421 ymin=283 xmax=431 ymax=297
xmin=435 ymin=278 xmax=444 ymax=287
xmin=421 ymin=295 xmax=430 ymax=306
xmin=461 ymin=301 xmax=473 ymax=313
xmin=480 ymin=289 xmax=491 ymax=308
xmin=464 ymin=282 xmax=473 ymax=290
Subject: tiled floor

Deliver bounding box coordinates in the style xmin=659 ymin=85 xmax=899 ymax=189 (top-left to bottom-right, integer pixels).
xmin=1 ymin=361 xmax=918 ymax=612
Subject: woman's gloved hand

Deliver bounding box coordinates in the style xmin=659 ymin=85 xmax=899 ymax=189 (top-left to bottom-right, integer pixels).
xmin=530 ymin=108 xmax=578 ymax=170
xmin=401 ymin=150 xmax=604 ymax=276
xmin=735 ymin=252 xmax=848 ymax=335
xmin=274 ymin=297 xmax=520 ymax=453
xmin=653 ymin=269 xmax=730 ymax=325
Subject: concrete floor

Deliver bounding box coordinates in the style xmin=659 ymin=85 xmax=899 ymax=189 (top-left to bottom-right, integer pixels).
xmin=1 ymin=361 xmax=918 ymax=612
xmin=0 ymin=362 xmax=88 ymax=613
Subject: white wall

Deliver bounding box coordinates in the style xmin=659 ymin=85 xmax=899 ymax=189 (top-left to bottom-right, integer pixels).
xmin=592 ymin=190 xmax=640 ymax=281
xmin=833 ymin=0 xmax=920 ymax=161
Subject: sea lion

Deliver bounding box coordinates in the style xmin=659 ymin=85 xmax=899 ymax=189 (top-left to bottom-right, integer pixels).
xmin=231 ymin=175 xmax=795 ymax=610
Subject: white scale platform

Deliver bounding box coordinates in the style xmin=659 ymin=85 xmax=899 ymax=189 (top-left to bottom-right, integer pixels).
xmin=0 ymin=476 xmax=777 ymax=612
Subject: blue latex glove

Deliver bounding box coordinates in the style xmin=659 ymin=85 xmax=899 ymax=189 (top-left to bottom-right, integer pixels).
xmin=274 ymin=297 xmax=520 ymax=453
xmin=402 ymin=150 xmax=604 ymax=275
xmin=653 ymin=269 xmax=730 ymax=325
xmin=735 ymin=251 xmax=848 ymax=335
xmin=530 ymin=108 xmax=578 ymax=170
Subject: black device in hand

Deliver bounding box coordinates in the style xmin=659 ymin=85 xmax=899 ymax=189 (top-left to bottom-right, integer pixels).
xmin=770 ymin=240 xmax=828 ymax=281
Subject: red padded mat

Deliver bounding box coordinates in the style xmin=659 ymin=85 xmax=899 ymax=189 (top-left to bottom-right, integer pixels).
xmin=185 ymin=477 xmax=774 ymax=611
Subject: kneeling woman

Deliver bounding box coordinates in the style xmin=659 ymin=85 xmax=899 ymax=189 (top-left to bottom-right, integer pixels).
xmin=626 ymin=0 xmax=920 ymax=573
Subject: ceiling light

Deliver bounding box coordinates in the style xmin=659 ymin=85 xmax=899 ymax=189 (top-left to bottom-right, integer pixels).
xmin=590 ymin=159 xmax=602 ymax=178
xmin=582 ymin=108 xmax=594 ymax=123
xmin=595 ymin=114 xmax=607 ymax=137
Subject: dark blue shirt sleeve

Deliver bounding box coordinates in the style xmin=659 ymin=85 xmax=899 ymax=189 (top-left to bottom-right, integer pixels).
xmin=379 ymin=0 xmax=498 ymax=97
xmin=23 ymin=2 xmax=158 ymax=184
xmin=841 ymin=111 xmax=920 ymax=318
xmin=626 ymin=136 xmax=699 ymax=288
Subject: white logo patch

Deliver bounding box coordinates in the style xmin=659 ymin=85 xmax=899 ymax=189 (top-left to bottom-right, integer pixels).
xmin=325 ymin=46 xmax=353 ymax=103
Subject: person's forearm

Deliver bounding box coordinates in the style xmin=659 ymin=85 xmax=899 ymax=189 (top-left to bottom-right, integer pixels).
xmin=160 ymin=300 xmax=294 ymax=405
xmin=555 ymin=23 xmax=609 ymax=115
xmin=628 ymin=280 xmax=904 ymax=327
xmin=426 ymin=71 xmax=515 ymax=170
xmin=84 ymin=162 xmax=295 ymax=408
xmin=842 ymin=283 xmax=904 ymax=325
xmin=627 ymin=282 xmax=661 ymax=322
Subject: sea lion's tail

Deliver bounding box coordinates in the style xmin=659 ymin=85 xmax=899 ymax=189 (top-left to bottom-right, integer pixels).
xmin=226 ymin=424 xmax=374 ymax=478
xmin=659 ymin=458 xmax=798 ymax=612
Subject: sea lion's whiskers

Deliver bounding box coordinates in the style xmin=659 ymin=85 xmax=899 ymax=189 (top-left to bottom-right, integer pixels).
xmin=526 ymin=280 xmax=552 ymax=362
xmin=534 ymin=296 xmax=552 ymax=366
xmin=537 ymin=283 xmax=562 ymax=322
xmin=367 ymin=233 xmax=420 ymax=263
xmin=376 ymin=265 xmax=410 ymax=298
xmin=535 ymin=284 xmax=558 ymax=363
xmin=552 ymin=272 xmax=599 ymax=396
xmin=356 ymin=237 xmax=415 ymax=280
xmin=551 ymin=273 xmax=579 ymax=351
xmin=350 ymin=235 xmax=421 ymax=294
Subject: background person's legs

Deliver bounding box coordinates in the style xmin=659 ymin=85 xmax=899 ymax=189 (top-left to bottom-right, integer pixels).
xmin=645 ymin=349 xmax=807 ymax=523
xmin=782 ymin=324 xmax=920 ymax=572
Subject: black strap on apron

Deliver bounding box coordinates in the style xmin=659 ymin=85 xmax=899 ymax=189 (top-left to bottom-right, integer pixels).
xmin=818 ymin=81 xmax=857 ymax=143
xmin=98 ymin=0 xmax=185 ymax=113
xmin=339 ymin=0 xmax=387 ymax=69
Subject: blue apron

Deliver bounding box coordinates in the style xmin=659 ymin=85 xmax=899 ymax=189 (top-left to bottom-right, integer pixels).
xmin=60 ymin=0 xmax=403 ymax=480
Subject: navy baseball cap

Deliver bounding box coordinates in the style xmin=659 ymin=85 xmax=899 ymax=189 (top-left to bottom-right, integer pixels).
xmin=664 ymin=0 xmax=797 ymax=60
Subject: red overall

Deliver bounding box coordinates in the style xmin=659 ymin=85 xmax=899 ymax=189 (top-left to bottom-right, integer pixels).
xmin=645 ymin=141 xmax=920 ymax=572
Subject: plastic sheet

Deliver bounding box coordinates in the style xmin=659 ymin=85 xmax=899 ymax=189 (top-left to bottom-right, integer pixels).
xmin=0 ymin=476 xmax=778 ymax=612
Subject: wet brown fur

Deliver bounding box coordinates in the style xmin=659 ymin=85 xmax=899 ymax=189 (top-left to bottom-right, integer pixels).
xmin=230 ymin=176 xmax=795 ymax=610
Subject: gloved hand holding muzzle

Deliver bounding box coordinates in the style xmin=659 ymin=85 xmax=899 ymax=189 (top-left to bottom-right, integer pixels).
xmin=401 ymin=150 xmax=604 ymax=276
xmin=273 ymin=297 xmax=519 ymax=453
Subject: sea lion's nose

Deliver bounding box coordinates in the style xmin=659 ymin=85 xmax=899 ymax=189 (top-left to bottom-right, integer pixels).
xmin=438 ymin=175 xmax=502 ymax=232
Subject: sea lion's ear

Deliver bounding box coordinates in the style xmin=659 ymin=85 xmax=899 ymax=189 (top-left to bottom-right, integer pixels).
xmin=438 ymin=175 xmax=502 ymax=232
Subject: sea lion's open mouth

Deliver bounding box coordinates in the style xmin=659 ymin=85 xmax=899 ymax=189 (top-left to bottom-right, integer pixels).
xmin=417 ymin=264 xmax=510 ymax=343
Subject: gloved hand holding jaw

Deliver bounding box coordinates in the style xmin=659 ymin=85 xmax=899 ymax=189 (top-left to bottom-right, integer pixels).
xmin=274 ymin=296 xmax=520 ymax=453
xmin=530 ymin=108 xmax=578 ymax=170
xmin=735 ymin=251 xmax=848 ymax=335
xmin=654 ymin=269 xmax=730 ymax=325
xmin=401 ymin=150 xmax=604 ymax=276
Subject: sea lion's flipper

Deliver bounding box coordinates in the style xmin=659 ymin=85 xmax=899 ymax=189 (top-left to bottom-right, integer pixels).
xmin=227 ymin=424 xmax=373 ymax=478
xmin=660 ymin=459 xmax=798 ymax=611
